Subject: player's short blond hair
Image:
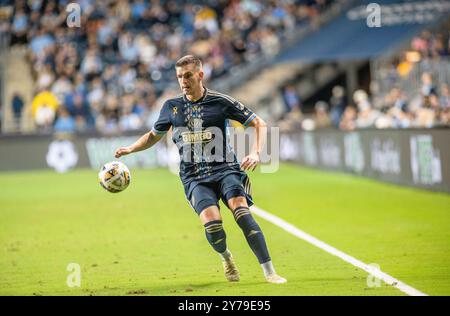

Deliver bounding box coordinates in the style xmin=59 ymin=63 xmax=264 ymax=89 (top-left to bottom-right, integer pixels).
xmin=175 ymin=55 xmax=202 ymax=70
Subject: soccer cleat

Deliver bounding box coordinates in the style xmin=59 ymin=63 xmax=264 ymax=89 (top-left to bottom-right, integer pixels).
xmin=222 ymin=256 xmax=240 ymax=282
xmin=265 ymin=274 xmax=287 ymax=284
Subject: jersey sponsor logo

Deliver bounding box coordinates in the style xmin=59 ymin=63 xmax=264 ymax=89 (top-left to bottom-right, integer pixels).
xmin=181 ymin=131 xmax=213 ymax=144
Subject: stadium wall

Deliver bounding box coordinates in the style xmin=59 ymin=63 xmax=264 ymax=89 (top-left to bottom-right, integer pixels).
xmin=0 ymin=133 xmax=167 ymax=173
xmin=0 ymin=129 xmax=449 ymax=193
xmin=280 ymin=129 xmax=450 ymax=193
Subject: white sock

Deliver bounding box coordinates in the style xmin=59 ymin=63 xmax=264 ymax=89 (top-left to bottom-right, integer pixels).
xmin=261 ymin=261 xmax=276 ymax=277
xmin=220 ymin=249 xmax=232 ymax=261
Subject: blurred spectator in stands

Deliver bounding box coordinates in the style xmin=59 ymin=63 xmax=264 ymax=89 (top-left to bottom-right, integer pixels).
xmin=260 ymin=27 xmax=280 ymax=56
xmin=282 ymin=84 xmax=302 ymax=114
xmin=440 ymin=107 xmax=450 ymax=126
xmin=51 ymin=75 xmax=72 ymax=104
xmin=429 ymin=93 xmax=441 ymax=112
xmin=113 ymin=0 xmax=131 ymax=24
xmin=382 ymin=88 xmax=413 ymax=128
xmin=390 ymin=87 xmax=408 ymax=112
xmin=10 ymin=6 xmax=28 ymax=45
xmin=70 ymin=93 xmax=93 ymax=132
xmin=81 ymin=49 xmax=103 ymax=80
xmin=0 ymin=4 xmax=12 ymax=42
xmin=448 ymin=35 xmax=450 ymax=56
xmin=387 ymin=106 xmax=411 ymax=129
xmin=415 ymin=96 xmax=436 ymax=128
xmin=380 ymin=87 xmax=409 ymax=127
xmin=96 ymin=110 xmax=119 ymax=135
xmin=32 ymin=89 xmax=59 ymax=132
xmin=87 ymin=77 xmax=105 ymax=106
xmin=339 ymin=105 xmax=356 ymax=131
xmin=421 ymin=72 xmax=437 ymax=97
xmin=194 ymin=5 xmax=219 ymax=36
xmin=278 ymin=107 xmax=303 ymax=132
xmin=36 ymin=63 xmax=55 ymax=91
xmin=118 ymin=31 xmax=138 ymax=64
xmin=131 ymin=0 xmax=148 ymax=21
xmin=54 ymin=107 xmax=76 ymax=133
xmin=30 ymin=28 xmax=55 ymax=59
xmin=411 ymin=31 xmax=431 ymax=57
xmin=410 ymin=29 xmax=450 ymax=58
xmin=96 ymin=94 xmax=119 ymax=135
xmin=440 ymin=84 xmax=450 ymax=109
xmin=5 ymin=0 xmax=336 ymax=134
xmin=135 ymin=34 xmax=157 ymax=64
xmin=35 ymin=104 xmax=56 ymax=132
xmin=314 ymin=101 xmax=331 ymax=128
xmin=181 ymin=4 xmax=195 ymax=40
xmin=119 ymin=107 xmax=142 ymax=131
xmin=353 ymin=90 xmax=380 ymax=128
xmin=329 ymin=85 xmax=346 ymax=127
xmin=11 ymin=93 xmax=24 ymax=130
xmin=432 ymin=34 xmax=449 ymax=57
xmin=118 ymin=63 xmax=137 ymax=94
xmin=144 ymin=91 xmax=160 ymax=130
xmin=119 ymin=93 xmax=142 ymax=131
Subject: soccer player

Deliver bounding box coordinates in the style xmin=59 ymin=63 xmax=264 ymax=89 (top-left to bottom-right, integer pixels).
xmin=115 ymin=55 xmax=287 ymax=284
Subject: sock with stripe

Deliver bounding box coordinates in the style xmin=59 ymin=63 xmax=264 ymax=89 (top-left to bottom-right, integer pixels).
xmin=233 ymin=206 xmax=271 ymax=264
xmin=204 ymin=220 xmax=227 ymax=254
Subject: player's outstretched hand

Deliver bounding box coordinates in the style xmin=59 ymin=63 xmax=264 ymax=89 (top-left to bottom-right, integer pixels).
xmin=240 ymin=152 xmax=260 ymax=172
xmin=115 ymin=146 xmax=132 ymax=158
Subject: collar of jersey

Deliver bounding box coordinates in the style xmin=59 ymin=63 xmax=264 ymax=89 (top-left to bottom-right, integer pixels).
xmin=183 ymin=87 xmax=208 ymax=104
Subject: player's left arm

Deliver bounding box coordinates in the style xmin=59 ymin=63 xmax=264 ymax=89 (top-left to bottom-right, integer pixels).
xmin=241 ymin=115 xmax=267 ymax=172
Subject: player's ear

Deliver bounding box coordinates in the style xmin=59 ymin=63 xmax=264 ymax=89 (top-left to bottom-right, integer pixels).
xmin=198 ymin=69 xmax=204 ymax=80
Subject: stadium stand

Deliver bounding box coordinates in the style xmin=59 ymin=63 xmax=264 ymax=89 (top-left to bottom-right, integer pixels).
xmin=273 ymin=7 xmax=450 ymax=131
xmin=0 ymin=0 xmax=336 ymax=134
xmin=346 ymin=25 xmax=447 ymax=130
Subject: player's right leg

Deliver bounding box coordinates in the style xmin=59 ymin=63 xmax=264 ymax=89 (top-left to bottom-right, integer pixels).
xmin=188 ymin=184 xmax=240 ymax=282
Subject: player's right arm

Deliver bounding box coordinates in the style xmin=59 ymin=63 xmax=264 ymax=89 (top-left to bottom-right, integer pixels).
xmin=115 ymin=100 xmax=173 ymax=158
xmin=115 ymin=131 xmax=163 ymax=158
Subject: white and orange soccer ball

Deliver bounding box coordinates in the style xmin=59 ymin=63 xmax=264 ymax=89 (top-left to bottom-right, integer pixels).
xmin=98 ymin=161 xmax=131 ymax=193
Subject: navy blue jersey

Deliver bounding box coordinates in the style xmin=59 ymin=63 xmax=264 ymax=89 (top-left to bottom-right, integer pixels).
xmin=151 ymin=88 xmax=256 ymax=184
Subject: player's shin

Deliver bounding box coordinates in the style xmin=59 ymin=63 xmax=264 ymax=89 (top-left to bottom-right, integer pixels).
xmin=233 ymin=206 xmax=286 ymax=283
xmin=233 ymin=206 xmax=271 ymax=264
xmin=204 ymin=220 xmax=227 ymax=254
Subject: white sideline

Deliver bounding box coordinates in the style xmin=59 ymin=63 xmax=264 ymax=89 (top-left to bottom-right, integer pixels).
xmin=250 ymin=205 xmax=428 ymax=296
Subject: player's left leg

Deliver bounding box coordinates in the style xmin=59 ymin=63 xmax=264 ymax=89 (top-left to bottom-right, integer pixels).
xmin=226 ymin=196 xmax=286 ymax=284
xmin=198 ymin=205 xmax=240 ymax=282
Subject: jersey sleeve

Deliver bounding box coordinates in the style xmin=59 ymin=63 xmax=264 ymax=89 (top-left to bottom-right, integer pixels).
xmin=151 ymin=101 xmax=172 ymax=135
xmin=223 ymin=97 xmax=256 ymax=127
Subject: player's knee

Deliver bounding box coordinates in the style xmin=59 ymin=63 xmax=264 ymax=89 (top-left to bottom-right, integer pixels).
xmin=227 ymin=195 xmax=247 ymax=211
xmin=199 ymin=204 xmax=221 ymax=224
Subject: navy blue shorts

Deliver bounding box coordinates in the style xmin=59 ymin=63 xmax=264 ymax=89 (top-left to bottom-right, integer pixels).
xmin=184 ymin=171 xmax=253 ymax=215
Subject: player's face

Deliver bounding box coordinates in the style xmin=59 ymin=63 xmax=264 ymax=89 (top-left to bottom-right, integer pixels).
xmin=176 ymin=64 xmax=204 ymax=96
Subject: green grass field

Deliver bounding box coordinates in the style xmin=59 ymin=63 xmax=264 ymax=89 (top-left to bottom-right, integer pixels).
xmin=1 ymin=163 xmax=449 ymax=296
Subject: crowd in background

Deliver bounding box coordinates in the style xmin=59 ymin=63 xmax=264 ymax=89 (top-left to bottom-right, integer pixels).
xmin=3 ymin=0 xmax=332 ymax=134
xmin=279 ymin=26 xmax=450 ymax=131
